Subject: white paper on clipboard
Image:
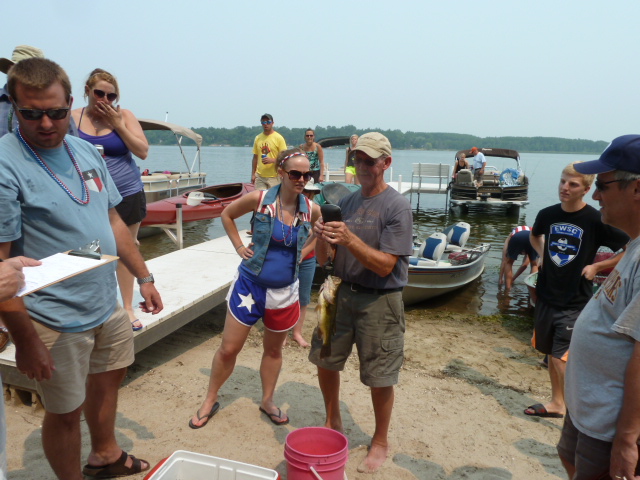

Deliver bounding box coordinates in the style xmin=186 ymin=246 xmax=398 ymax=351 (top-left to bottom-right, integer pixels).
xmin=18 ymin=253 xmax=118 ymax=297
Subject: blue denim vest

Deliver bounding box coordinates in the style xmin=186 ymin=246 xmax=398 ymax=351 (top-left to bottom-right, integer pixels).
xmin=242 ymin=184 xmax=312 ymax=278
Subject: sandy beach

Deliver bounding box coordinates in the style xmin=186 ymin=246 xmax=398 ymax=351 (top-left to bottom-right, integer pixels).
xmin=6 ymin=300 xmax=566 ymax=479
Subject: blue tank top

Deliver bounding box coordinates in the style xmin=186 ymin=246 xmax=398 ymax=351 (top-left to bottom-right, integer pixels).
xmin=78 ymin=108 xmax=143 ymax=197
xmin=240 ymin=217 xmax=299 ymax=288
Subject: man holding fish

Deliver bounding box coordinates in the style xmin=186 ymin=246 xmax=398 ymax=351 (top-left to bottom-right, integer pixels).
xmin=309 ymin=132 xmax=413 ymax=474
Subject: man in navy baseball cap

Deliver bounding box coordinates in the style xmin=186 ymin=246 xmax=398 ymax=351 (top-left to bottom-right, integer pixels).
xmin=558 ymin=134 xmax=640 ymax=478
xmin=574 ymin=134 xmax=640 ymax=174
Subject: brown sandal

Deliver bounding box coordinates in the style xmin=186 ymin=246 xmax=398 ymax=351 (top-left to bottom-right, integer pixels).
xmin=82 ymin=450 xmax=150 ymax=478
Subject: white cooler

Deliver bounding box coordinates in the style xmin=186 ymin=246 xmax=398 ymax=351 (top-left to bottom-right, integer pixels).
xmin=144 ymin=450 xmax=279 ymax=480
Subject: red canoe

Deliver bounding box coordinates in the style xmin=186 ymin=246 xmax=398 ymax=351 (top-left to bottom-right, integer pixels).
xmin=142 ymin=182 xmax=255 ymax=226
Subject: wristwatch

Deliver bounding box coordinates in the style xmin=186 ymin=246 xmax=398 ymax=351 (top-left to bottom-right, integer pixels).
xmin=137 ymin=273 xmax=155 ymax=285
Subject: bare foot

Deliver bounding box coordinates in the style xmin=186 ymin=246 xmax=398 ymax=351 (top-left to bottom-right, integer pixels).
xmin=292 ymin=335 xmax=310 ymax=347
xmin=357 ymin=443 xmax=389 ymax=474
xmin=324 ymin=419 xmax=344 ymax=434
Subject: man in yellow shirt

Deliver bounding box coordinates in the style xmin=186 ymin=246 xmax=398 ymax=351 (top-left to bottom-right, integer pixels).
xmin=251 ymin=113 xmax=287 ymax=189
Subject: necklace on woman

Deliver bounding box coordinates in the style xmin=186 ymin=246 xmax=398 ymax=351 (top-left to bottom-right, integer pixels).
xmin=85 ymin=107 xmax=107 ymax=135
xmin=278 ymin=193 xmax=297 ymax=247
xmin=16 ymin=127 xmax=90 ymax=205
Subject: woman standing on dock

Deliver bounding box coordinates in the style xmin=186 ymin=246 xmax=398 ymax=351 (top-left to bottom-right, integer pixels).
xmin=300 ymin=128 xmax=324 ymax=183
xmin=345 ymin=134 xmax=359 ymax=184
xmin=71 ymin=69 xmax=149 ymax=331
xmin=189 ymin=148 xmax=320 ymax=429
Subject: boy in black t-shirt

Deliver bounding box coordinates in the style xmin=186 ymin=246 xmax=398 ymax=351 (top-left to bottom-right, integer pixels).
xmin=524 ymin=162 xmax=628 ymax=418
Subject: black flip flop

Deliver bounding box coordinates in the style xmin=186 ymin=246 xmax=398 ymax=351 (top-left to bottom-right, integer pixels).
xmin=188 ymin=401 xmax=220 ymax=429
xmin=259 ymin=406 xmax=289 ymax=425
xmin=524 ymin=403 xmax=564 ymax=418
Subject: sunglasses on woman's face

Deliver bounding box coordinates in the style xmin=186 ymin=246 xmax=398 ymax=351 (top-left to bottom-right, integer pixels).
xmin=14 ymin=105 xmax=70 ymax=121
xmin=93 ymin=89 xmax=117 ymax=102
xmin=284 ymin=169 xmax=312 ymax=181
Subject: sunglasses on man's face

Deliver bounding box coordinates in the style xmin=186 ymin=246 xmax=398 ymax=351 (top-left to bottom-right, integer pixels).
xmin=354 ymin=157 xmax=377 ymax=167
xmin=93 ymin=89 xmax=117 ymax=102
xmin=594 ymin=179 xmax=624 ymax=191
xmin=261 ymin=120 xmax=273 ymax=125
xmin=15 ymin=106 xmax=70 ymax=121
xmin=284 ymin=169 xmax=312 ymax=182
xmin=305 ymin=134 xmax=314 ymax=137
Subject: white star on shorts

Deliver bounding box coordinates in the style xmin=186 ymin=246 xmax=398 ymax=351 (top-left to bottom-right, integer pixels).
xmin=237 ymin=292 xmax=255 ymax=312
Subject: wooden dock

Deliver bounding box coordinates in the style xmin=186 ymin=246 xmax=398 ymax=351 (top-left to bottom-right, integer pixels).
xmin=0 ymin=233 xmax=246 ymax=392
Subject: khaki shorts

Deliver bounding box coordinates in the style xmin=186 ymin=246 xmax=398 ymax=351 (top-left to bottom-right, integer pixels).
xmin=254 ymin=175 xmax=281 ymax=190
xmin=308 ymin=284 xmax=405 ymax=388
xmin=33 ymin=306 xmax=134 ymax=414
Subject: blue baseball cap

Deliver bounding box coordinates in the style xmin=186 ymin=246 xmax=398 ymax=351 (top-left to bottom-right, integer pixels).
xmin=574 ymin=135 xmax=640 ymax=174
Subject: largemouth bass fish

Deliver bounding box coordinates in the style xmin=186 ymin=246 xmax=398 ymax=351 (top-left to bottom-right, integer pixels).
xmin=316 ymin=275 xmax=342 ymax=358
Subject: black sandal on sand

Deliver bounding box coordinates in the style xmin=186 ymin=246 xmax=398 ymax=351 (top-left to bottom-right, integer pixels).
xmin=188 ymin=401 xmax=220 ymax=429
xmin=259 ymin=406 xmax=289 ymax=425
xmin=524 ymin=403 xmax=564 ymax=418
xmin=82 ymin=450 xmax=149 ymax=478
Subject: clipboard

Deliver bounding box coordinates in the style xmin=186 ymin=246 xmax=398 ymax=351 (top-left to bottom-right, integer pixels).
xmin=18 ymin=252 xmax=119 ymax=297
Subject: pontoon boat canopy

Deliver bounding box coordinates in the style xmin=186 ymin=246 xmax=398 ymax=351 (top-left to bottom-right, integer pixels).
xmin=317 ymin=136 xmax=350 ymax=148
xmin=455 ymin=148 xmax=519 ymax=160
xmin=138 ymin=118 xmax=202 ymax=173
xmin=138 ymin=119 xmax=203 ymax=149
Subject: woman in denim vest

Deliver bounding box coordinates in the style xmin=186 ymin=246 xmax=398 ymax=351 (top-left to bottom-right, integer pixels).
xmin=189 ymin=148 xmax=321 ymax=429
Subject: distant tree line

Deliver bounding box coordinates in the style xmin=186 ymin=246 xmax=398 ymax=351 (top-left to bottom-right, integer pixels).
xmin=143 ymin=124 xmax=608 ymax=154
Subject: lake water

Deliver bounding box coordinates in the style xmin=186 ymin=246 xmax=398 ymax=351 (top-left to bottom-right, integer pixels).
xmin=138 ymin=145 xmax=600 ymax=317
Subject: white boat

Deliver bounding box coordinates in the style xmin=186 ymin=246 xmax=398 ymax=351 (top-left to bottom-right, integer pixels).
xmin=138 ymin=119 xmax=207 ymax=202
xmin=449 ymin=148 xmax=528 ymax=214
xmin=403 ymin=222 xmax=491 ymax=305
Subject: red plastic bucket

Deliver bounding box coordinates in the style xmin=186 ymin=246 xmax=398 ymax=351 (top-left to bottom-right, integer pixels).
xmin=284 ymin=427 xmax=348 ymax=480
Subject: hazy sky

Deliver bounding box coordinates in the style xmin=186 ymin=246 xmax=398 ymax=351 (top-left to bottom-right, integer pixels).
xmin=2 ymin=1 xmax=638 ymax=142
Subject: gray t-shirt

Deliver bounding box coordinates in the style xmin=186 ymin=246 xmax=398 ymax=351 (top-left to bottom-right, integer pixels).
xmin=0 ymin=133 xmax=122 ymax=332
xmin=334 ymin=186 xmax=413 ymax=289
xmin=565 ymin=235 xmax=640 ymax=442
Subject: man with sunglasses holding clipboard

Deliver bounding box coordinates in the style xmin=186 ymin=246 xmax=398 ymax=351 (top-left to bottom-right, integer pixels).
xmin=0 ymin=58 xmax=162 ymax=479
xmin=0 ymin=46 xmax=78 ymax=357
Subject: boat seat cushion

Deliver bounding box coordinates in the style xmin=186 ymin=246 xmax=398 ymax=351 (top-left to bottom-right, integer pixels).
xmin=418 ymin=232 xmax=447 ymax=262
xmin=409 ymin=257 xmax=439 ymax=267
xmin=455 ymin=169 xmax=474 ymax=185
xmin=444 ymin=222 xmax=470 ymax=249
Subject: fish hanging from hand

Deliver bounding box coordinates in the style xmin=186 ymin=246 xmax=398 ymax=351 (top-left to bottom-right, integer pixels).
xmin=316 ymin=275 xmax=342 ymax=358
